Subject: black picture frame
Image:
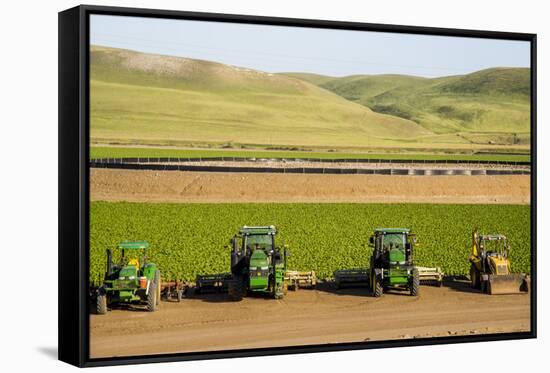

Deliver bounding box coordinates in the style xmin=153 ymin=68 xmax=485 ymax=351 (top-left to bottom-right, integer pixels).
xmin=59 ymin=4 xmax=537 ymax=368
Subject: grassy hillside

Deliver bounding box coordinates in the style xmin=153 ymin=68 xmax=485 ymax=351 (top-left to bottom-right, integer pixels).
xmin=284 ymin=68 xmax=531 ymax=145
xmin=287 ymin=73 xmax=429 ymax=103
xmin=90 ymin=46 xmax=433 ymax=148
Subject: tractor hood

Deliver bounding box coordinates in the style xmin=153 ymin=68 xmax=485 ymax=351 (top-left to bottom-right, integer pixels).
xmin=250 ymin=249 xmax=269 ymax=268
xmin=118 ymin=265 xmax=138 ymax=279
xmin=249 ymin=249 xmax=270 ymax=291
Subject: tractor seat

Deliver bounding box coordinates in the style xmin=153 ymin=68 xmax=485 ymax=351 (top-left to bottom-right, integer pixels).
xmin=128 ymin=258 xmax=140 ymax=268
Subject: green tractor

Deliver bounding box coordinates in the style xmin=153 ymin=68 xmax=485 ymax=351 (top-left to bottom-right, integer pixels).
xmin=227 ymin=226 xmax=289 ymax=301
xmin=96 ymin=241 xmax=161 ymax=314
xmin=368 ymin=228 xmax=420 ymax=297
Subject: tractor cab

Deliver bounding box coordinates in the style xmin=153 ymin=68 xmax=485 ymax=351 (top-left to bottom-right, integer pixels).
xmin=245 ymin=231 xmax=275 ymax=257
xmin=106 ymin=240 xmax=149 ymax=280
xmin=369 ymin=228 xmax=416 ymax=267
xmin=471 ymin=232 xmax=511 ymax=276
xmin=368 ymin=228 xmax=420 ymax=297
xmin=231 ymin=225 xmax=281 ymax=264
xmin=477 ymin=234 xmax=508 ymax=259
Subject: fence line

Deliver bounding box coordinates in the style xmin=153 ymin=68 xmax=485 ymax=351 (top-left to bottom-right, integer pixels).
xmin=89 ymin=161 xmax=530 ymax=176
xmin=90 ymin=156 xmax=530 ymax=166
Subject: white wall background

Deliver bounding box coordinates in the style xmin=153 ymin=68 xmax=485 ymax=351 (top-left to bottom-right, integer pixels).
xmin=0 ymin=0 xmax=546 ymax=371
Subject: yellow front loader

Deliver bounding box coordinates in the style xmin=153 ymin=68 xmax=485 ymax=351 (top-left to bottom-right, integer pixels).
xmin=469 ymin=229 xmax=529 ymax=295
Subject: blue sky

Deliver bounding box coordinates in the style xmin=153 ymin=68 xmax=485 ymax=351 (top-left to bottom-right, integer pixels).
xmin=90 ymin=15 xmax=530 ymax=78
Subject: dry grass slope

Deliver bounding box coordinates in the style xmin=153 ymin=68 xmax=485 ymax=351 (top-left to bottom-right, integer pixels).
xmin=90 ymin=46 xmax=433 ymax=148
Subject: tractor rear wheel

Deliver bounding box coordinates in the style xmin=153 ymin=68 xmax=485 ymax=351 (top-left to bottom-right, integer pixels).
xmin=372 ymin=276 xmax=383 ymax=297
xmin=410 ymin=269 xmax=420 ymax=296
xmin=147 ymin=280 xmax=158 ymax=312
xmin=96 ymin=294 xmax=108 ymax=315
xmin=228 ymin=276 xmax=244 ymax=301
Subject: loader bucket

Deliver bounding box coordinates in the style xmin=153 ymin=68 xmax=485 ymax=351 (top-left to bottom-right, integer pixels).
xmin=487 ymin=274 xmax=529 ymax=295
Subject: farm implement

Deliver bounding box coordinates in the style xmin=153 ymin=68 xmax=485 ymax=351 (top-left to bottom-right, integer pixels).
xmin=334 ymin=268 xmax=370 ymax=289
xmin=285 ymin=270 xmax=317 ymax=290
xmin=469 ymin=229 xmax=529 ymax=295
xmin=334 ymin=266 xmax=442 ymax=289
xmin=195 ymin=273 xmax=233 ymax=293
xmin=194 ymin=225 xmax=316 ymax=300
xmin=196 ymin=270 xmax=316 ymax=294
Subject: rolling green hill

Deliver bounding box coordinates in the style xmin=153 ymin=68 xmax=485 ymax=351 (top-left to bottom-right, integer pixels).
xmin=90 ymin=46 xmax=433 ymax=149
xmin=284 ymin=68 xmax=531 ymax=145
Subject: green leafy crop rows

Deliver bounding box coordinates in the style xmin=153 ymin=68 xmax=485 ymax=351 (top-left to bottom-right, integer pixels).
xmin=90 ymin=202 xmax=530 ymax=284
xmin=90 ymin=146 xmax=530 ymax=163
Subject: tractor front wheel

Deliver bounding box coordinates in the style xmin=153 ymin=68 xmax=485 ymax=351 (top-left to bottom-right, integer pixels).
xmin=147 ymin=281 xmax=158 ymax=312
xmin=410 ymin=269 xmax=420 ymax=296
xmin=96 ymin=293 xmax=108 ymax=315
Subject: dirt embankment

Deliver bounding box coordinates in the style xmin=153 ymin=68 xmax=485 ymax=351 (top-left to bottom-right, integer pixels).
xmin=89 ymin=282 xmax=530 ymax=358
xmin=90 ymin=169 xmax=530 ymax=204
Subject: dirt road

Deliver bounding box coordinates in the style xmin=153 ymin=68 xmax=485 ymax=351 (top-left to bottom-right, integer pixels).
xmin=90 ymin=282 xmax=530 ymax=358
xmin=90 ymin=169 xmax=530 ymax=204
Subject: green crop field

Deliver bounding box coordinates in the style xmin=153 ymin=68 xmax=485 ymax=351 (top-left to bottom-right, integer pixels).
xmin=90 ymin=146 xmax=530 ymax=162
xmin=90 ymin=202 xmax=531 ymax=285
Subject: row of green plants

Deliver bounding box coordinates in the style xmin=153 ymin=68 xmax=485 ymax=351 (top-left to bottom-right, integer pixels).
xmin=90 ymin=202 xmax=531 ymax=284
